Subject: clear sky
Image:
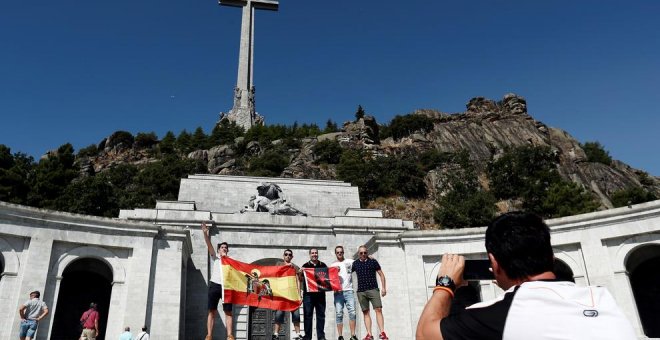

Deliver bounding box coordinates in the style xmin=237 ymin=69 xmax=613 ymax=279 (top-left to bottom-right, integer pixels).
xmin=1 ymin=0 xmax=658 ymax=175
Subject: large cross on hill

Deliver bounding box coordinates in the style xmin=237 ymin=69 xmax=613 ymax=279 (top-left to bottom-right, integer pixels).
xmin=218 ymin=0 xmax=279 ymax=131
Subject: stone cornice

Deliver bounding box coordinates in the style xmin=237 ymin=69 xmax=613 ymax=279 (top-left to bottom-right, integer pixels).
xmin=398 ymin=200 xmax=660 ymax=244
xmin=0 ymin=201 xmax=192 ymax=255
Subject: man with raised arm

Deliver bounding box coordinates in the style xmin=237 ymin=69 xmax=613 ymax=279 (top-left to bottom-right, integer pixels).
xmin=202 ymin=222 xmax=234 ymax=340
xmin=416 ymin=212 xmax=637 ymax=340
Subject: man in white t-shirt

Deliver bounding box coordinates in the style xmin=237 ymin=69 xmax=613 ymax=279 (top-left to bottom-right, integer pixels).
xmin=330 ymin=245 xmax=358 ymax=340
xmin=202 ymin=222 xmax=234 ymax=340
xmin=135 ymin=325 xmax=150 ymax=340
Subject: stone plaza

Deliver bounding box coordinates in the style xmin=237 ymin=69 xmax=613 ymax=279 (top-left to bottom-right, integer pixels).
xmin=1 ymin=173 xmax=659 ymax=339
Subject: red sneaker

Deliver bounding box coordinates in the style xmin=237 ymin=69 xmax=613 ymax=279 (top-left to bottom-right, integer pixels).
xmin=378 ymin=332 xmax=389 ymax=340
xmin=362 ymin=335 xmax=374 ymax=340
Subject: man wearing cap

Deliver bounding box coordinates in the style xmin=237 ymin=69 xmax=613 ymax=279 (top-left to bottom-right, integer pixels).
xmin=18 ymin=290 xmax=49 ymax=340
xmin=79 ymin=302 xmax=100 ymax=340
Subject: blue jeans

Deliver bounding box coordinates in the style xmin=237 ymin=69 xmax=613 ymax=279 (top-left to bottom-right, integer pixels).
xmin=334 ymin=290 xmax=357 ymax=324
xmin=19 ymin=320 xmax=38 ymax=338
xmin=303 ymin=293 xmax=325 ymax=339
xmin=274 ymin=307 xmax=301 ymax=324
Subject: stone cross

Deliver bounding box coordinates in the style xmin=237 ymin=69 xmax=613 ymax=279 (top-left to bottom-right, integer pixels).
xmin=219 ymin=0 xmax=278 ymax=130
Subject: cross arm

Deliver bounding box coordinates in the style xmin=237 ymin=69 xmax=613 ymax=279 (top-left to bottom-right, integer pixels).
xmin=219 ymin=0 xmax=279 ymax=11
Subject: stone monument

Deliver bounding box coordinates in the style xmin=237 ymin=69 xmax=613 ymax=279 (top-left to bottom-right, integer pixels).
xmin=218 ymin=0 xmax=278 ymax=131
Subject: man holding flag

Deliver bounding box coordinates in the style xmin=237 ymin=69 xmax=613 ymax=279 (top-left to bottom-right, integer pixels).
xmin=302 ymin=248 xmax=328 ymax=340
xmin=202 ymin=222 xmax=234 ymax=340
xmin=273 ymin=249 xmax=304 ymax=340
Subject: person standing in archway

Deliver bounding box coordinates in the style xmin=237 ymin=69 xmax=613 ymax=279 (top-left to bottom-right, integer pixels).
xmin=202 ymin=222 xmax=234 ymax=340
xmin=79 ymin=302 xmax=99 ymax=340
xmin=18 ymin=290 xmax=49 ymax=340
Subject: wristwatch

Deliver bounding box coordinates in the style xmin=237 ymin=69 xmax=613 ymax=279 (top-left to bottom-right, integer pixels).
xmin=435 ymin=275 xmax=456 ymax=292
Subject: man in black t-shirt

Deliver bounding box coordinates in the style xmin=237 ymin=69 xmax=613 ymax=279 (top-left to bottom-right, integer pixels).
xmin=416 ymin=212 xmax=636 ymax=340
xmin=302 ymin=248 xmax=328 ymax=340
xmin=352 ymin=246 xmax=388 ymax=340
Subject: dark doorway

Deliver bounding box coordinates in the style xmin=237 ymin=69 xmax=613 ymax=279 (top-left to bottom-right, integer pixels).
xmin=628 ymin=245 xmax=660 ymax=338
xmin=249 ymin=306 xmax=289 ymax=340
xmin=248 ymin=258 xmax=288 ymax=339
xmin=0 ymin=254 xmax=4 ymax=284
xmin=50 ymin=258 xmax=112 ymax=340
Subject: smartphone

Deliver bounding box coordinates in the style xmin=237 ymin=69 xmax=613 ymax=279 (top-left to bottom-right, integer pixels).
xmin=463 ymin=259 xmax=493 ymax=281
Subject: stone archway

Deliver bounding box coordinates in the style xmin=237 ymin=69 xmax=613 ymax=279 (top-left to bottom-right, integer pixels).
xmin=50 ymin=258 xmax=113 ymax=340
xmin=626 ymin=244 xmax=660 ymax=338
xmin=248 ymin=258 xmax=290 ymax=340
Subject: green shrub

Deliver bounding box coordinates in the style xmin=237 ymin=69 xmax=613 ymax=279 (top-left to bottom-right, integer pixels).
xmin=611 ymin=187 xmax=657 ymax=207
xmin=541 ymin=181 xmax=599 ymax=217
xmin=77 ymin=144 xmax=99 ymax=158
xmin=248 ymin=151 xmax=289 ymax=177
xmin=312 ymin=140 xmax=343 ymax=164
xmin=382 ymin=114 xmax=434 ymax=140
xmin=434 ymin=161 xmax=496 ymax=229
xmin=355 ymin=105 xmax=366 ymax=120
xmin=582 ymin=141 xmax=612 ymax=165
xmin=135 ymin=132 xmax=158 ymax=149
xmin=210 ymin=120 xmax=244 ymax=146
xmin=107 ymin=131 xmax=134 ymax=149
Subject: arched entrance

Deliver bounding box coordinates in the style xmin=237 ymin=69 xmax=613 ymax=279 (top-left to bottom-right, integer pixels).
xmin=626 ymin=244 xmax=660 ymax=338
xmin=50 ymin=258 xmax=113 ymax=340
xmin=248 ymin=258 xmax=292 ymax=340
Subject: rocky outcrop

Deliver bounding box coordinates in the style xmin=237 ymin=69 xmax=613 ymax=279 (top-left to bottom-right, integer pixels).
xmin=82 ymin=93 xmax=659 ymax=228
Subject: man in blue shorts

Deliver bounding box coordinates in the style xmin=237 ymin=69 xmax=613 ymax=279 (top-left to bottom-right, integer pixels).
xmin=18 ymin=290 xmax=49 ymax=340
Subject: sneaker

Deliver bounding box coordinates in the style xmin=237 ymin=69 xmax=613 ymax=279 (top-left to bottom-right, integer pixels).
xmin=362 ymin=335 xmax=374 ymax=340
xmin=350 ymin=336 xmax=358 ymax=340
xmin=292 ymin=335 xmax=303 ymax=340
xmin=338 ymin=337 xmax=345 ymax=340
xmin=378 ymin=332 xmax=389 ymax=340
xmin=272 ymin=335 xmax=279 ymax=340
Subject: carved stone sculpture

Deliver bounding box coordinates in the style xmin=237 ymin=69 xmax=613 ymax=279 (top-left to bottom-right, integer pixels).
xmin=240 ymin=182 xmax=307 ymax=216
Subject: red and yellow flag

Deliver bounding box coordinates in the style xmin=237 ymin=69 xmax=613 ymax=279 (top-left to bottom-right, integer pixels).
xmin=222 ymin=257 xmax=301 ymax=311
xmin=302 ymin=267 xmax=341 ymax=292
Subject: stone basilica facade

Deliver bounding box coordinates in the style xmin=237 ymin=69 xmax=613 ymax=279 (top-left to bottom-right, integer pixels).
xmin=1 ymin=174 xmax=659 ymax=339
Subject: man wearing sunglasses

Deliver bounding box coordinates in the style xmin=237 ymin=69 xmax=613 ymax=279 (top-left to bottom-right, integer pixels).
xmin=330 ymin=245 xmax=358 ymax=340
xmin=273 ymin=249 xmax=303 ymax=340
xmin=353 ymin=246 xmax=388 ymax=340
xmin=302 ymin=248 xmax=328 ymax=340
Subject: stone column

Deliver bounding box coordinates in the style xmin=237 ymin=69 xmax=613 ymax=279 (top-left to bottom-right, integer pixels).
xmin=15 ymin=236 xmax=54 ymax=340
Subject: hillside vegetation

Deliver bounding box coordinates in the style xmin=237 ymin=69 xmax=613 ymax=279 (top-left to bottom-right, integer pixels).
xmin=1 ymin=94 xmax=657 ymax=228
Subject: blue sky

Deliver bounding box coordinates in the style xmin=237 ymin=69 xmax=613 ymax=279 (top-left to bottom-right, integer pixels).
xmin=1 ymin=0 xmax=658 ymax=175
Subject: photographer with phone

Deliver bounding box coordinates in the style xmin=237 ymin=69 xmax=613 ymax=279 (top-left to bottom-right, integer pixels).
xmin=416 ymin=212 xmax=637 ymax=340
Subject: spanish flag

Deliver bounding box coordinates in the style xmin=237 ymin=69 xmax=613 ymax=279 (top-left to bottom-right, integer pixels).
xmin=222 ymin=257 xmax=301 ymax=311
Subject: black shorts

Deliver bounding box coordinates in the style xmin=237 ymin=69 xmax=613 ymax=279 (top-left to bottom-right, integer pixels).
xmin=208 ymin=282 xmax=233 ymax=312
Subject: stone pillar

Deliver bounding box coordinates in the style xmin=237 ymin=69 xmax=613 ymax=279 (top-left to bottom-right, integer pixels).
xmin=14 ymin=236 xmax=54 ymax=340
xmin=149 ymin=237 xmax=185 ymax=338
